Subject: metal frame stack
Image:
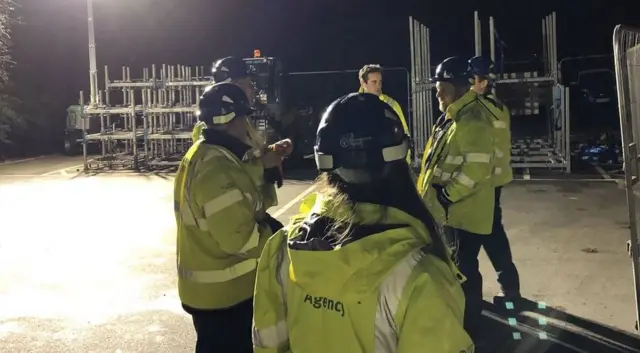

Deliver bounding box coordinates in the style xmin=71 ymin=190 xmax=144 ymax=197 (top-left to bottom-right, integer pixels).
xmin=479 ymin=12 xmax=571 ymax=174
xmin=79 ymin=65 xmax=211 ymax=171
xmin=407 ymin=12 xmax=572 ymax=174
xmin=408 ymin=17 xmax=435 ymax=167
xmin=79 ymin=0 xmax=210 ymax=171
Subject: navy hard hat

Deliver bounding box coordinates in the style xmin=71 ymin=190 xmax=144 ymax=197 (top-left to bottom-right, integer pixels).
xmin=197 ymin=82 xmax=254 ymax=126
xmin=212 ymin=56 xmax=250 ymax=83
xmin=314 ymin=92 xmax=409 ymax=183
xmin=468 ymin=56 xmax=497 ymax=81
xmin=429 ymin=56 xmax=472 ymax=86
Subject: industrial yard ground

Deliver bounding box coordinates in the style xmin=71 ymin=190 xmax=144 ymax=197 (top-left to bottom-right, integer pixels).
xmin=1 ymin=155 xmax=639 ymax=352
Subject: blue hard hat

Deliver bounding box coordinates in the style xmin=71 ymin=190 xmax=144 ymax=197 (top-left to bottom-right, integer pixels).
xmin=314 ymin=93 xmax=409 ymax=182
xmin=198 ymin=82 xmax=254 ymax=126
xmin=468 ymin=56 xmax=497 ymax=81
xmin=211 ymin=56 xmax=250 ymax=83
xmin=429 ymin=56 xmax=473 ymax=86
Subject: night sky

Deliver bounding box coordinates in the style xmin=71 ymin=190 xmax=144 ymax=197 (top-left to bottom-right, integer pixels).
xmin=7 ymin=0 xmax=639 ymax=129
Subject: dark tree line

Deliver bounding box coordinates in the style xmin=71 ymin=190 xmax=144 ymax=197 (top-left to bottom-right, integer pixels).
xmin=0 ymin=1 xmax=55 ymax=160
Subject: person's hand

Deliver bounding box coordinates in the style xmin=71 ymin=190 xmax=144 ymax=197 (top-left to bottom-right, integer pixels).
xmin=432 ymin=184 xmax=453 ymax=209
xmin=262 ymin=150 xmax=283 ymax=168
xmin=269 ymin=139 xmax=293 ymax=156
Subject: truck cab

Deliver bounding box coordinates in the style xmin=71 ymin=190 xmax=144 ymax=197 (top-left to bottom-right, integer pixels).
xmin=243 ymin=55 xmax=320 ymax=163
xmin=63 ymin=105 xmax=86 ymax=155
xmin=243 ymin=56 xmax=284 ymax=144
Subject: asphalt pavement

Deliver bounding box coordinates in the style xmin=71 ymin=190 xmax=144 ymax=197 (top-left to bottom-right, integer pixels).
xmin=0 ymin=155 xmax=638 ymax=352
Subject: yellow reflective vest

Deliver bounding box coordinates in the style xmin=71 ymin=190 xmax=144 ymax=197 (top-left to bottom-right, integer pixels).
xmin=417 ymin=90 xmax=496 ymax=235
xmin=173 ymin=139 xmax=276 ymax=309
xmin=252 ymin=194 xmax=473 ymax=353
xmin=479 ymin=94 xmax=513 ymax=186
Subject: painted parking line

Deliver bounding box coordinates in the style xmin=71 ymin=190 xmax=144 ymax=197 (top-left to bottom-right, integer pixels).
xmin=0 ymin=156 xmax=46 ymax=165
xmin=41 ymin=164 xmax=85 ymax=176
xmin=272 ymin=184 xmax=317 ymax=219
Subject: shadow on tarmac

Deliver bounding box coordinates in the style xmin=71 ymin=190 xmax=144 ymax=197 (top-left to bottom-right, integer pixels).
xmin=479 ymin=299 xmax=640 ymax=353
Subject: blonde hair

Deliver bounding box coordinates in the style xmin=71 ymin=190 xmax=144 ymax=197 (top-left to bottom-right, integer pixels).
xmin=313 ymin=173 xmax=386 ymax=246
xmin=359 ymin=64 xmax=383 ymax=83
xmin=314 ymin=173 xmax=356 ymax=246
xmin=313 ymin=170 xmax=449 ymax=262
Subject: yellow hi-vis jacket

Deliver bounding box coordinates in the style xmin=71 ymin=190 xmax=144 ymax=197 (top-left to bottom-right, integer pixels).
xmin=359 ymin=88 xmax=412 ymax=163
xmin=478 ymin=93 xmax=513 ymax=186
xmin=173 ymin=139 xmax=276 ymax=310
xmin=192 ymin=121 xmax=206 ymax=143
xmin=417 ymin=90 xmax=496 ymax=235
xmin=252 ymin=194 xmax=474 ymax=353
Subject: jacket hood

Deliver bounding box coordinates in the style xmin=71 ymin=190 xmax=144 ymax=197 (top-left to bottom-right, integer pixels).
xmin=286 ymin=194 xmax=433 ymax=303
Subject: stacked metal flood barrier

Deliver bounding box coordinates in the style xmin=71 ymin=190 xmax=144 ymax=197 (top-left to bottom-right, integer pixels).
xmin=408 ymin=17 xmax=435 ymax=167
xmin=79 ymin=64 xmax=211 ymax=171
xmin=487 ymin=12 xmax=571 ymax=174
xmin=79 ymin=0 xmax=211 ymax=171
xmin=408 ymin=12 xmax=571 ymax=174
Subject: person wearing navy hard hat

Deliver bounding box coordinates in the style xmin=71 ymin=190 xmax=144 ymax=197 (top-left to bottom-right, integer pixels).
xmin=468 ymin=55 xmax=522 ymax=310
xmin=175 ymin=82 xmax=285 ymax=353
xmin=418 ymin=55 xmax=497 ymax=347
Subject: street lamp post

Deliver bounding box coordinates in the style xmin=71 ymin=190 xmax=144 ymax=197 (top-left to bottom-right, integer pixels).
xmin=87 ymin=0 xmax=98 ymax=106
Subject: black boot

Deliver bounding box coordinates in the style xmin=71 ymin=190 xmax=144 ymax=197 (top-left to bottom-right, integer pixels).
xmin=493 ymin=290 xmax=522 ymax=309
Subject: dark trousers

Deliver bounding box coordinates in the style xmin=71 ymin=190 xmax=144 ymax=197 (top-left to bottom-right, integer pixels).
xmin=182 ymin=299 xmax=254 ymax=353
xmin=484 ymin=186 xmax=520 ymax=294
xmin=444 ymin=226 xmax=484 ymax=338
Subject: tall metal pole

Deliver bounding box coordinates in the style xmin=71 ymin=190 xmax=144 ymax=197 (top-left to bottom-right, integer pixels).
xmin=87 ymin=0 xmax=98 ymax=106
xmin=542 ymin=18 xmax=548 ymax=75
xmin=489 ymin=16 xmax=496 ymax=96
xmin=409 ymin=17 xmax=417 ymax=166
xmin=474 ymin=11 xmax=482 ymax=56
xmin=551 ymin=12 xmax=558 ymax=81
xmin=489 ymin=17 xmax=496 ymax=63
xmin=423 ymin=26 xmax=432 ymax=134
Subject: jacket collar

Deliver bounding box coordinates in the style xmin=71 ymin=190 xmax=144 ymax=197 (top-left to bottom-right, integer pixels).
xmin=358 ymin=87 xmax=388 ymax=100
xmin=445 ymin=90 xmax=478 ymax=121
xmin=202 ymin=128 xmax=252 ymax=160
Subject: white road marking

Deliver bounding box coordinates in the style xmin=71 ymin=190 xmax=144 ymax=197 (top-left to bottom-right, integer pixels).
xmin=41 ymin=164 xmax=85 ymax=176
xmin=272 ymin=184 xmax=317 ymax=219
xmin=482 ymin=311 xmax=591 ymax=353
xmin=591 ymin=162 xmax=612 ymax=180
xmin=0 ymin=156 xmax=46 ymax=165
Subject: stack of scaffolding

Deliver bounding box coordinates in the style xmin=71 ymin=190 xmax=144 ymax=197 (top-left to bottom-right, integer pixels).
xmin=79 ymin=65 xmax=211 ymax=170
xmin=490 ymin=12 xmax=571 ymax=173
xmin=78 ymin=0 xmax=218 ymax=171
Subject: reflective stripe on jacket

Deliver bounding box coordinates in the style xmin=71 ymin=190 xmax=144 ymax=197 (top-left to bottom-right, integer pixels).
xmin=174 ymin=140 xmax=273 ymax=309
xmin=381 ymin=94 xmax=412 ymax=164
xmin=252 ymin=194 xmax=473 ymax=353
xmin=479 ymin=94 xmax=513 ymax=186
xmin=417 ymin=90 xmax=496 ymax=235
